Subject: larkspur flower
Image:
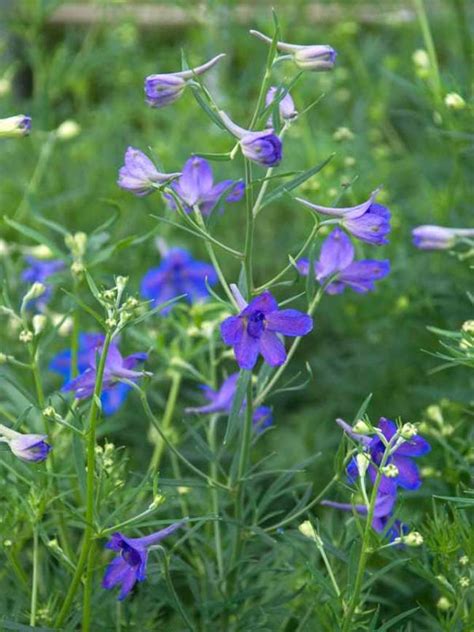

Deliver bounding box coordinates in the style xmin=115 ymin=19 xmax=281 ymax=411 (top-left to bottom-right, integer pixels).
xmin=0 ymin=114 xmax=31 ymax=138
xmin=58 ymin=337 xmax=149 ymax=406
xmin=145 ymin=54 xmax=225 ymax=108
xmin=102 ymin=521 xmax=184 ymax=600
xmin=165 ymin=156 xmax=244 ymax=215
xmin=412 ymin=225 xmax=474 ymax=250
xmin=118 ymin=147 xmax=180 ymax=196
xmin=265 ymin=86 xmax=297 ymax=126
xmin=0 ymin=424 xmax=51 ymax=462
xmin=218 ymin=111 xmax=282 ymax=167
xmin=185 ymin=372 xmax=273 ymax=432
xmin=339 ymin=417 xmax=431 ymax=495
xmin=250 ymin=30 xmax=336 ymax=71
xmin=50 ymin=333 xmax=138 ymax=415
xmin=220 ymin=290 xmax=313 ymax=370
xmin=295 ymin=189 xmax=391 ymax=245
xmin=22 ymin=256 xmax=65 ymax=309
xmin=140 ymin=247 xmax=217 ymax=314
xmin=297 ymin=228 xmax=390 ymax=294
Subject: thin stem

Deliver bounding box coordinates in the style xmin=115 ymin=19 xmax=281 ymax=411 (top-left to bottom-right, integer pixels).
xmin=157 ymin=548 xmax=195 ymax=631
xmin=255 ymin=288 xmax=324 ymax=405
xmin=243 ymin=160 xmax=254 ymax=299
xmin=29 ymin=526 xmax=39 ymax=626
xmin=413 ymin=0 xmax=443 ymax=102
xmin=149 ymin=372 xmax=182 ymax=474
xmin=208 ymin=415 xmax=225 ymax=590
xmin=71 ymin=281 xmax=81 ymax=378
xmin=55 ymin=331 xmax=112 ymax=629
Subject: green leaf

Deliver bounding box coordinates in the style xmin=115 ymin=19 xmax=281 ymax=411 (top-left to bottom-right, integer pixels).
xmin=377 ymin=607 xmax=420 ymax=631
xmin=3 ymin=216 xmax=66 ymax=258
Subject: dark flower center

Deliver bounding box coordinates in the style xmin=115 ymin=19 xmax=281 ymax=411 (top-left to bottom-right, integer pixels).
xmin=121 ymin=543 xmax=142 ymax=568
xmin=247 ymin=310 xmax=266 ymax=338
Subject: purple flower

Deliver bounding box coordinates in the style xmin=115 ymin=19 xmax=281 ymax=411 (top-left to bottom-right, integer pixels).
xmin=220 ymin=291 xmax=313 ymax=370
xmin=22 ymin=256 xmax=64 ymax=309
xmin=145 ymin=54 xmax=225 ymax=108
xmin=218 ymin=111 xmax=283 ymax=167
xmin=185 ymin=372 xmax=273 ymax=432
xmin=49 ymin=333 xmax=140 ymax=416
xmin=140 ymin=248 xmax=217 ymax=314
xmin=265 ymin=87 xmax=297 ymax=126
xmin=341 ymin=417 xmax=431 ymax=495
xmin=118 ymin=147 xmax=180 ymax=197
xmin=102 ymin=521 xmax=184 ymax=600
xmin=250 ymin=30 xmax=336 ymax=72
xmin=297 ymin=228 xmax=390 ymax=294
xmin=296 ymin=189 xmax=391 ymax=245
xmin=412 ymin=225 xmax=474 ymax=250
xmin=8 ymin=433 xmax=51 ymax=462
xmin=166 ymin=156 xmax=244 ymax=215
xmin=61 ymin=337 xmax=148 ymax=404
xmin=0 ymin=114 xmax=31 ymax=137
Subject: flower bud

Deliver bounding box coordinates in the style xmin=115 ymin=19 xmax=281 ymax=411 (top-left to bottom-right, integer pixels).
xmin=145 ymin=75 xmax=186 ymax=108
xmin=116 ymin=276 xmax=128 ymax=293
xmin=56 ymin=119 xmax=81 ymax=140
xmin=412 ymin=49 xmax=430 ymax=69
xmin=444 ymin=92 xmax=466 ymax=111
xmin=293 ymin=46 xmax=337 ymax=71
xmin=9 ymin=434 xmax=51 ymax=462
xmin=19 ymin=330 xmax=33 ymax=343
xmin=353 ymin=419 xmax=371 ymax=435
xmin=380 ymin=464 xmax=399 ymax=478
xmin=32 ymin=314 xmax=47 ymax=335
xmin=459 ymin=555 xmax=469 ymax=566
xmin=436 ymin=597 xmax=452 ymax=611
xmin=265 ymin=86 xmax=297 ymax=125
xmin=24 ymin=282 xmax=46 ymax=303
xmin=459 ymin=577 xmax=470 ymax=588
xmin=333 ymin=126 xmax=354 ymax=141
xmin=298 ymin=520 xmax=317 ymax=542
xmin=426 ymin=404 xmax=443 ymax=425
xmin=0 ymin=114 xmax=31 ymax=138
xmin=148 ymin=494 xmax=166 ymax=510
xmin=0 ymin=77 xmax=11 ymax=96
xmin=26 ymin=244 xmax=54 ymax=259
xmin=402 ymin=531 xmax=423 ymax=547
xmin=356 ymin=453 xmax=370 ymax=477
xmin=400 ymin=423 xmax=417 ymax=440
xmin=43 ymin=406 xmax=58 ymax=420
xmin=462 ymin=320 xmax=474 ymax=335
xmin=65 ymin=232 xmax=87 ymax=258
xmin=240 ymin=131 xmax=283 ymax=167
xmin=0 ymin=353 xmax=12 ymax=364
xmin=71 ymin=261 xmax=85 ymax=277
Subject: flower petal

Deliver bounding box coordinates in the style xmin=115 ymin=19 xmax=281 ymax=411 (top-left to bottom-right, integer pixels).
xmin=242 ymin=291 xmax=278 ymax=316
xmin=259 ymin=330 xmax=287 ymax=366
xmin=317 ymin=228 xmax=355 ymax=279
xmin=220 ymin=316 xmax=244 ymax=345
xmin=234 ymin=329 xmax=260 ymax=370
xmin=179 ymin=156 xmax=214 ymax=204
xmin=391 ymin=455 xmax=422 ymax=490
xmin=395 ymin=435 xmax=431 ymax=457
xmin=265 ymin=309 xmax=313 ymax=336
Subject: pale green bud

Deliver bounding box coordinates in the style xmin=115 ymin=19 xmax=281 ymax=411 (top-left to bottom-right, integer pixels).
xmin=444 ymin=92 xmax=466 ymax=110
xmin=32 ymin=314 xmax=47 ymax=335
xmin=400 ymin=423 xmax=418 ymax=440
xmin=402 ymin=531 xmax=424 ymax=547
xmin=381 ymin=464 xmax=399 ymax=478
xmin=56 ymin=119 xmax=80 ymax=140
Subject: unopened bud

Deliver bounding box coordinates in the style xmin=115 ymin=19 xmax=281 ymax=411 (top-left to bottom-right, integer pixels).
xmin=105 ymin=318 xmax=117 ymax=329
xmin=19 ymin=329 xmax=33 ymax=343
xmin=462 ymin=320 xmax=474 ymax=334
xmin=400 ymin=423 xmax=418 ymax=440
xmin=27 ymin=244 xmax=54 ymax=259
xmin=436 ymin=596 xmax=452 ymax=611
xmin=426 ymin=405 xmax=443 ymax=425
xmin=381 ymin=463 xmax=399 ymax=478
xmin=102 ymin=289 xmax=116 ymax=301
xmin=24 ymin=282 xmax=46 ymax=303
xmin=71 ymin=261 xmax=85 ymax=276
xmin=353 ymin=420 xmax=371 ymax=435
xmin=356 ymin=453 xmax=370 ymax=477
xmin=0 ymin=114 xmax=31 ymax=138
xmin=459 ymin=577 xmax=470 ymax=588
xmin=402 ymin=531 xmax=423 ymax=547
xmin=43 ymin=406 xmax=58 ymax=420
xmin=459 ymin=555 xmax=469 ymax=566
xmin=0 ymin=353 xmax=12 ymax=364
xmin=148 ymin=494 xmax=165 ymax=510
xmin=333 ymin=126 xmax=354 ymax=141
xmin=298 ymin=520 xmax=319 ymax=543
xmin=116 ymin=276 xmax=128 ymax=292
xmin=32 ymin=314 xmax=47 ymax=335
xmin=444 ymin=92 xmax=466 ymax=111
xmin=65 ymin=232 xmax=87 ymax=258
xmin=412 ymin=49 xmax=430 ymax=69
xmin=56 ymin=119 xmax=80 ymax=140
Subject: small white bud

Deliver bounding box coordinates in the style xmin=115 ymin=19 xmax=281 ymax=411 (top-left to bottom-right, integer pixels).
xmin=402 ymin=531 xmax=424 ymax=547
xmin=462 ymin=320 xmax=474 ymax=334
xmin=19 ymin=330 xmax=33 ymax=343
xmin=444 ymin=92 xmax=466 ymax=111
xmin=24 ymin=282 xmax=46 ymax=303
xmin=177 ymin=486 xmax=191 ymax=495
xmin=32 ymin=314 xmax=47 ymax=335
xmin=116 ymin=276 xmax=128 ymax=292
xmin=412 ymin=49 xmax=430 ymax=69
xmin=0 ymin=77 xmax=11 ymax=96
xmin=298 ymin=520 xmax=323 ymax=546
xmin=459 ymin=577 xmax=470 ymax=588
xmin=333 ymin=126 xmax=354 ymax=141
xmin=381 ymin=464 xmax=399 ymax=478
xmin=102 ymin=289 xmax=116 ymax=301
xmin=356 ymin=453 xmax=370 ymax=477
xmin=400 ymin=423 xmax=418 ymax=440
xmin=353 ymin=420 xmax=372 ymax=435
xmin=0 ymin=239 xmax=11 ymax=257
xmin=148 ymin=494 xmax=166 ymax=509
xmin=105 ymin=318 xmax=117 ymax=329
xmin=426 ymin=405 xmax=443 ymax=425
xmin=56 ymin=119 xmax=80 ymax=140
xmin=459 ymin=555 xmax=469 ymax=566
xmin=70 ymin=261 xmax=85 ymax=276
xmin=0 ymin=353 xmax=13 ymax=364
xmin=436 ymin=596 xmax=452 ymax=611
xmin=26 ymin=244 xmax=54 ymax=260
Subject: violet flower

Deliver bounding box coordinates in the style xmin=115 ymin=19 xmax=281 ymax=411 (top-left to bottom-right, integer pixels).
xmin=219 ymin=111 xmax=282 ymax=167
xmin=412 ymin=225 xmax=474 ymax=250
xmin=145 ymin=54 xmax=225 ymax=108
xmin=0 ymin=423 xmax=51 ymax=462
xmin=340 ymin=417 xmax=431 ymax=495
xmin=296 ymin=189 xmax=391 ymax=246
xmin=0 ymin=114 xmax=31 ymax=138
xmin=61 ymin=338 xmax=149 ymax=403
xmin=102 ymin=521 xmax=184 ymax=600
xmin=118 ymin=147 xmax=180 ymax=196
xmin=297 ymin=228 xmax=390 ymax=294
xmin=50 ymin=333 xmax=140 ymax=416
xmin=250 ymin=30 xmax=336 ymax=72
xmin=22 ymin=256 xmax=65 ymax=310
xmin=265 ymin=86 xmax=297 ymax=126
xmin=220 ymin=290 xmax=313 ymax=370
xmin=165 ymin=156 xmax=244 ymax=215
xmin=140 ymin=247 xmax=217 ymax=314
xmin=186 ymin=372 xmax=273 ymax=432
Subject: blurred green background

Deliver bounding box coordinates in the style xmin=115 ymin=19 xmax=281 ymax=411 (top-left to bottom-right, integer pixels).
xmin=0 ymin=0 xmax=472 ymax=465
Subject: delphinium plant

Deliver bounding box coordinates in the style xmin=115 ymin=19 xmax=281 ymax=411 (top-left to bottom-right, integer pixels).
xmin=0 ymin=14 xmax=457 ymax=632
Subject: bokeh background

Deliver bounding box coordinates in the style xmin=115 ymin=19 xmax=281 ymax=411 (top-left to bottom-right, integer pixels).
xmin=1 ymin=0 xmax=472 ymax=479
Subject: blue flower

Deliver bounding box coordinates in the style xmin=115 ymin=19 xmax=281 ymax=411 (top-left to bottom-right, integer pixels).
xmin=186 ymin=372 xmax=273 ymax=433
xmin=296 ymin=190 xmax=391 ymax=246
xmin=412 ymin=225 xmax=474 ymax=250
xmin=250 ymin=30 xmax=337 ymax=72
xmin=297 ymin=228 xmax=390 ymax=294
xmin=102 ymin=522 xmax=184 ymax=600
xmin=218 ymin=111 xmax=283 ymax=167
xmin=140 ymin=248 xmax=218 ymax=314
xmin=118 ymin=147 xmax=180 ymax=197
xmin=50 ymin=334 xmax=148 ymax=415
xmin=220 ymin=291 xmax=313 ymax=370
xmin=145 ymin=54 xmax=225 ymax=109
xmin=0 ymin=114 xmax=31 ymax=137
xmin=166 ymin=156 xmax=244 ymax=216
xmin=22 ymin=256 xmax=64 ymax=309
xmin=265 ymin=86 xmax=297 ymax=126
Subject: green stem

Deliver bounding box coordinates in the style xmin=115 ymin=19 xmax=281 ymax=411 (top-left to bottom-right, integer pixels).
xmin=54 ymin=331 xmax=112 ymax=629
xmin=157 ymin=548 xmax=195 ymax=631
xmin=255 ymin=288 xmax=324 ymax=405
xmin=29 ymin=526 xmax=39 ymax=626
xmin=208 ymin=415 xmax=225 ymax=590
xmin=243 ymin=160 xmax=254 ymax=299
xmin=413 ymin=0 xmax=443 ymax=103
xmin=341 ymin=442 xmax=394 ymax=631
xmin=149 ymin=372 xmax=182 ymax=474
